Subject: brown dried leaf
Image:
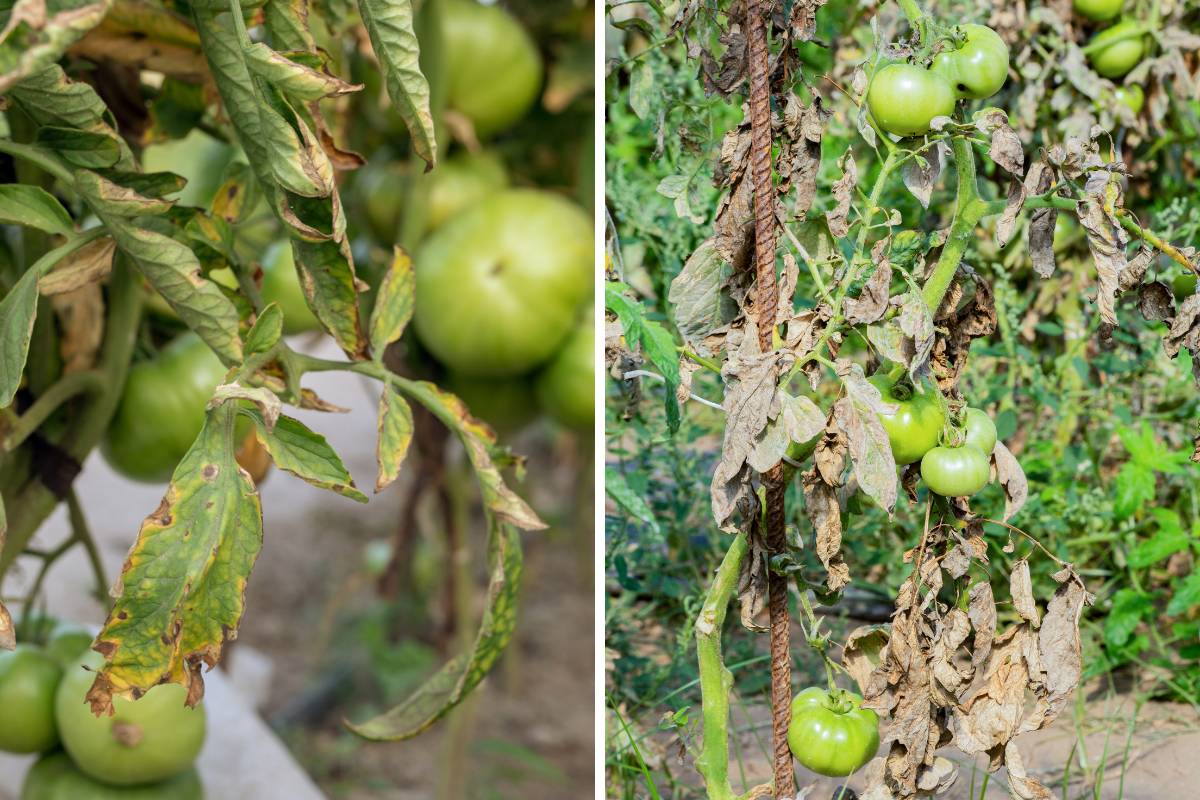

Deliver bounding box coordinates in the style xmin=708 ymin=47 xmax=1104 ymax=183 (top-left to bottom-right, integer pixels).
xmin=0 ymin=602 xmax=12 ymax=650
xmin=827 ymin=148 xmax=856 ymax=237
xmin=994 ymin=179 xmax=1026 ymax=250
xmin=1078 ymin=185 xmax=1129 ymax=325
xmin=833 ymin=366 xmax=898 ymax=513
xmin=1137 ymin=281 xmax=1174 ymax=322
xmin=39 ymin=237 xmax=116 ymax=295
xmin=992 ymin=441 xmax=1028 ymax=521
xmin=967 ymin=580 xmax=996 ymax=667
xmin=844 ymin=243 xmax=892 ymax=326
xmin=1010 ymin=560 xmax=1040 ymax=627
xmin=52 ymin=283 xmax=104 ymax=373
xmin=901 ymin=141 xmax=948 ymax=209
xmin=803 ymin=469 xmax=849 ymax=591
xmin=842 ymin=625 xmax=890 ymax=693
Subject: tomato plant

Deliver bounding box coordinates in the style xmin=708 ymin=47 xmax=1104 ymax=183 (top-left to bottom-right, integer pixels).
xmin=1088 ymin=20 xmax=1147 ymax=78
xmin=55 ymin=652 xmax=206 ymax=786
xmin=931 ymin=24 xmax=1010 ymax=100
xmin=866 ymin=63 xmax=957 ymax=136
xmin=0 ymin=644 xmax=61 ymax=754
xmin=1074 ymin=0 xmax=1124 ymax=21
xmin=21 ymin=751 xmax=203 ymax=800
xmin=413 ymin=189 xmax=592 ymax=377
xmin=920 ymin=444 xmax=991 ymax=497
xmin=787 ymin=687 xmax=879 ymax=777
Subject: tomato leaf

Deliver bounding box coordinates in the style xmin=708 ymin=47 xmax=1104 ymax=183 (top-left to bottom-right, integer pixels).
xmin=249 ymin=412 xmax=368 ymax=503
xmin=0 ymin=268 xmax=40 ymax=409
xmin=89 ymin=409 xmax=263 ymax=712
xmin=605 ymin=467 xmax=661 ymax=536
xmin=606 ymin=281 xmax=681 ymax=432
xmin=35 ymin=125 xmax=122 ymax=169
xmin=346 ymin=516 xmax=521 ymax=740
xmin=244 ymin=303 xmax=283 ymax=357
xmin=375 ymin=383 xmax=414 ymax=492
xmin=0 ymin=184 xmax=74 ymax=236
xmin=369 ymin=247 xmax=415 ymax=357
xmin=38 ymin=237 xmax=116 ymax=295
xmin=354 ymin=0 xmax=436 ymax=169
xmin=0 ymin=0 xmax=110 ymax=94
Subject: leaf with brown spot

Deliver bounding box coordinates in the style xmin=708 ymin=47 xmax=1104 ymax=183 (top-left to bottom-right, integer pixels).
xmin=992 ymin=441 xmax=1028 ymax=521
xmin=803 ymin=469 xmax=848 ymax=591
xmin=39 ymin=236 xmax=115 ymax=295
xmin=826 ymin=148 xmax=856 ymax=237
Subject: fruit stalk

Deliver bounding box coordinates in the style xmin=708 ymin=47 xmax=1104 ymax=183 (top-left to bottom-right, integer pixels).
xmin=745 ymin=0 xmax=795 ymax=796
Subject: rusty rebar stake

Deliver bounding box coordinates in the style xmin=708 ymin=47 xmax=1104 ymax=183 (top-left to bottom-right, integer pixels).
xmin=746 ymin=0 xmax=795 ymax=797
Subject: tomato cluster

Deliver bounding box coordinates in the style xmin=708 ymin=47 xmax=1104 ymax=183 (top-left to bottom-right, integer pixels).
xmin=1071 ymin=0 xmax=1149 ymax=107
xmin=870 ymin=373 xmax=1001 ymax=498
xmin=0 ymin=619 xmax=206 ymax=797
xmin=866 ymin=23 xmax=1010 ymax=137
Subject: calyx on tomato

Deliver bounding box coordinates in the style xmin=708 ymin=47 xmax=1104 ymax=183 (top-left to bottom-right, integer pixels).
xmin=868 ymin=373 xmax=946 ymax=465
xmin=1088 ymin=21 xmax=1146 ymax=79
xmin=866 ymin=63 xmax=957 ymax=137
xmin=931 ymin=24 xmax=1010 ymax=100
xmin=787 ymin=687 xmax=879 ymax=777
xmin=962 ymin=407 xmax=998 ymax=454
xmin=920 ymin=444 xmax=990 ymax=497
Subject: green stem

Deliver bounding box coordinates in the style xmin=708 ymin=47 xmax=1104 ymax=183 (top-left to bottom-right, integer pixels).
xmin=1078 ymin=24 xmax=1152 ymax=55
xmin=696 ymin=533 xmax=751 ymax=800
xmin=66 ymin=488 xmax=107 ymax=602
xmin=920 ymin=136 xmax=986 ymax=313
xmin=679 ymin=347 xmax=722 ymax=374
xmin=2 ymin=370 xmax=105 ymax=452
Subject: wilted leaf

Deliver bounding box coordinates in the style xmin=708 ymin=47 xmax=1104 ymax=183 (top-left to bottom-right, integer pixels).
xmin=369 ymin=247 xmax=415 ymax=356
xmin=39 ymin=237 xmax=116 ymax=295
xmin=375 ymin=383 xmax=414 ymax=492
xmin=803 ymin=469 xmax=849 ymax=591
xmin=992 ymin=441 xmax=1028 ymax=520
xmin=827 ymin=149 xmax=856 ymax=237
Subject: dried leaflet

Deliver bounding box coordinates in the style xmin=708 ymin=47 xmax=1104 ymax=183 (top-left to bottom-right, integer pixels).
xmin=901 ymin=141 xmax=947 ymax=209
xmin=1025 ymin=162 xmax=1058 ymax=279
xmin=1078 ymin=177 xmax=1129 ymax=325
xmin=991 ymin=440 xmax=1028 ymax=520
xmin=827 ymin=148 xmax=856 ymax=237
xmin=802 ymin=468 xmax=849 ymax=591
xmin=835 ymin=362 xmax=898 ymax=513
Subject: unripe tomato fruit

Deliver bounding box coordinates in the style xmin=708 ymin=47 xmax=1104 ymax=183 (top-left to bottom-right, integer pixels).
xmin=1074 ymin=0 xmax=1123 ymax=21
xmin=1088 ymin=21 xmax=1146 ymax=79
xmin=426 ymin=151 xmax=508 ymax=233
xmin=261 ymin=241 xmax=320 ymax=335
xmin=931 ymin=24 xmax=1010 ymax=100
xmin=921 ymin=445 xmax=991 ymax=497
xmin=45 ymin=623 xmax=94 ymax=668
xmin=56 ymin=652 xmax=207 ymax=786
xmin=102 ymin=334 xmax=229 ymax=483
xmin=868 ymin=374 xmax=946 ymax=465
xmin=21 ymin=751 xmax=203 ymax=800
xmin=443 ymin=0 xmax=543 ymax=138
xmin=1113 ymin=84 xmax=1144 ymax=115
xmin=0 ymin=645 xmax=62 ymax=754
xmin=414 ymin=190 xmax=592 ymax=378
xmin=962 ymin=407 xmax=998 ymax=454
xmin=866 ymin=64 xmax=957 ymax=137
xmin=535 ymin=311 xmax=594 ymax=431
xmin=787 ymin=687 xmax=879 ymax=777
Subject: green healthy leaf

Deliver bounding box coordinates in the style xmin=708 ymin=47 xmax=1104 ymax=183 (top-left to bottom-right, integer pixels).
xmin=375 ymin=383 xmax=414 ymax=492
xmin=346 ymin=516 xmax=521 ymax=740
xmin=243 ymin=42 xmax=360 ymax=102
xmin=88 ymin=410 xmax=263 ymax=711
xmin=353 ymin=0 xmax=436 ymax=168
xmin=0 ymin=269 xmax=40 ymax=408
xmin=605 ymin=467 xmax=661 ymax=536
xmin=0 ymin=185 xmax=74 ymax=236
xmin=0 ymin=0 xmax=111 ymax=94
xmin=250 ymin=412 xmax=368 ymax=502
xmin=1103 ymin=588 xmax=1153 ymax=648
xmin=1167 ymin=573 xmax=1200 ymax=617
xmin=1112 ymin=461 xmax=1155 ymax=521
xmin=369 ymin=247 xmax=414 ymax=357
xmin=606 ymin=282 xmax=681 ymax=432
xmin=35 ymin=125 xmax=121 ymax=168
xmin=1127 ymin=509 xmax=1189 ymax=569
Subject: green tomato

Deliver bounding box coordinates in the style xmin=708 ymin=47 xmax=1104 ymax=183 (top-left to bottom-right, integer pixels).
xmin=413 ymin=190 xmax=592 ymax=378
xmin=1113 ymin=84 xmax=1144 ymax=115
xmin=962 ymin=407 xmax=997 ymax=455
xmin=920 ymin=445 xmax=991 ymax=497
xmin=102 ymin=333 xmax=229 ymax=483
xmin=356 ymin=159 xmax=409 ymax=243
xmin=56 ymin=652 xmax=207 ymax=786
xmin=1088 ymin=21 xmax=1146 ymax=79
xmin=1074 ymin=0 xmax=1123 ymax=21
xmin=261 ymin=241 xmax=321 ymax=335
xmin=426 ymin=151 xmax=509 ymax=233
xmin=931 ymin=24 xmax=1010 ymax=100
xmin=535 ymin=311 xmax=594 ymax=431
xmin=1173 ymin=272 xmax=1197 ymax=300
xmin=443 ymin=0 xmax=543 ymax=138
xmin=445 ymin=373 xmax=539 ymax=437
xmin=787 ymin=687 xmax=879 ymax=777
xmin=1053 ymin=215 xmax=1078 ymax=254
xmin=0 ymin=645 xmax=62 ymax=754
xmin=868 ymin=374 xmax=946 ymax=465
xmin=45 ymin=624 xmax=95 ymax=668
xmin=21 ymin=751 xmax=203 ymax=800
xmin=866 ymin=64 xmax=957 ymax=137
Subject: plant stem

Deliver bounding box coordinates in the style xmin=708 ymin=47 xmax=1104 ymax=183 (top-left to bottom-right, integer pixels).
xmin=696 ymin=533 xmax=750 ymax=800
xmin=2 ymin=370 xmax=105 ymax=452
xmin=0 ymin=139 xmax=73 ymax=185
xmin=921 ymin=136 xmax=986 ymax=313
xmin=66 ymin=488 xmax=107 ymax=602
